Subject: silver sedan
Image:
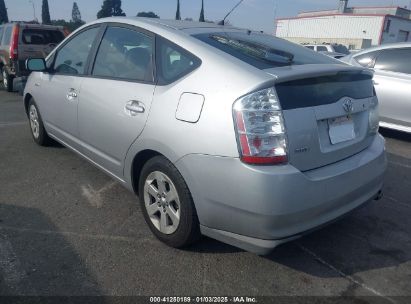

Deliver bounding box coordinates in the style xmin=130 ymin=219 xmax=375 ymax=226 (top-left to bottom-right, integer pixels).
xmin=23 ymin=17 xmax=386 ymax=254
xmin=342 ymin=43 xmax=411 ymax=133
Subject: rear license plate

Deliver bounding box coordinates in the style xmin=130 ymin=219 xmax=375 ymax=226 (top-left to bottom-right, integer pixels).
xmin=328 ymin=115 xmax=355 ymax=144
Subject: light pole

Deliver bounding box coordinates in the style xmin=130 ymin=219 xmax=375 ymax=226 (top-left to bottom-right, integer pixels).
xmin=29 ymin=0 xmax=37 ymax=22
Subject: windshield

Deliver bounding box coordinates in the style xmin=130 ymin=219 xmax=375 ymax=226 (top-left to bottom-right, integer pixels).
xmin=333 ymin=44 xmax=350 ymax=55
xmin=194 ymin=31 xmax=337 ymax=70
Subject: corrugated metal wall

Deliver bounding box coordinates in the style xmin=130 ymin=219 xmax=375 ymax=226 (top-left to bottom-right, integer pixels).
xmin=381 ymin=17 xmax=411 ymax=43
xmin=276 ymin=15 xmax=384 ymax=45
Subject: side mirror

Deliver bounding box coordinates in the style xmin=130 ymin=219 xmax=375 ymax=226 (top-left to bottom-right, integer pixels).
xmin=26 ymin=58 xmax=47 ymax=72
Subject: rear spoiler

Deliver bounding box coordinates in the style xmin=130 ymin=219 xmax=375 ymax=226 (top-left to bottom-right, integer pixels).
xmin=264 ymin=64 xmax=374 ymax=84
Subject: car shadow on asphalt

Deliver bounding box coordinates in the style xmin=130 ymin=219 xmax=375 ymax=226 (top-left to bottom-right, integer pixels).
xmin=266 ymin=151 xmax=411 ymax=278
xmin=380 ymin=128 xmax=411 ymax=142
xmin=0 ymin=204 xmax=105 ymax=297
xmin=192 ymin=150 xmax=411 ymax=280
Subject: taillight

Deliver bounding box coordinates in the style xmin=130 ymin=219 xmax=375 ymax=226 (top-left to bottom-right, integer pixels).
xmin=63 ymin=27 xmax=70 ymax=37
xmin=9 ymin=24 xmax=20 ymax=60
xmin=233 ymin=87 xmax=288 ymax=165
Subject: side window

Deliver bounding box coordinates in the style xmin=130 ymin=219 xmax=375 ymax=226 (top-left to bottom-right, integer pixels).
xmin=354 ymin=51 xmax=379 ymax=68
xmin=317 ymin=46 xmax=328 ymax=52
xmin=156 ymin=36 xmax=201 ymax=85
xmin=2 ymin=26 xmax=12 ymax=46
xmin=374 ymin=48 xmax=411 ymax=74
xmin=53 ymin=27 xmax=99 ymax=75
xmin=92 ymin=26 xmax=154 ymax=82
xmin=305 ymin=46 xmax=314 ymax=50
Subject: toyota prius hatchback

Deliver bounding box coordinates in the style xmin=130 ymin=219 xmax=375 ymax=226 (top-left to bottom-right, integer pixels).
xmin=23 ymin=18 xmax=386 ymax=254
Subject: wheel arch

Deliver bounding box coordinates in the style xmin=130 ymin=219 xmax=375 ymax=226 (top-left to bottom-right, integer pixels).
xmin=130 ymin=149 xmax=162 ymax=196
xmin=24 ymin=93 xmax=33 ymax=116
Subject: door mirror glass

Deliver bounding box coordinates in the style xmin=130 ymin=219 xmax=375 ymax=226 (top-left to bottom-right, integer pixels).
xmin=26 ymin=58 xmax=47 ymax=71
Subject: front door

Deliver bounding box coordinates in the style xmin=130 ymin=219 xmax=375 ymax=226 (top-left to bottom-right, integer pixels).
xmin=78 ymin=25 xmax=156 ymax=178
xmin=38 ymin=26 xmax=100 ymax=150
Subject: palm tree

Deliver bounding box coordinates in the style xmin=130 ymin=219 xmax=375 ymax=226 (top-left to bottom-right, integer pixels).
xmin=199 ymin=0 xmax=205 ymax=22
xmin=176 ymin=0 xmax=181 ymax=20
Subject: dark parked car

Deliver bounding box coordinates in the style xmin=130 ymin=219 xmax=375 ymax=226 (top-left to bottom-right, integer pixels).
xmin=0 ymin=22 xmax=66 ymax=92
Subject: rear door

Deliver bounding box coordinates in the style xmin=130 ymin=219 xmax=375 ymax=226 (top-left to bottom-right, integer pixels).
xmin=36 ymin=25 xmax=101 ymax=151
xmin=78 ymin=24 xmax=156 ymax=178
xmin=372 ymin=48 xmax=411 ymax=130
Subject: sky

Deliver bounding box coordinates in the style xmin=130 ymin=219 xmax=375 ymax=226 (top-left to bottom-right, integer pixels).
xmin=4 ymin=0 xmax=411 ymax=34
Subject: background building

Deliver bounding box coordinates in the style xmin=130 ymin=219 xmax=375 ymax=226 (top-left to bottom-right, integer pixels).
xmin=275 ymin=0 xmax=411 ymax=50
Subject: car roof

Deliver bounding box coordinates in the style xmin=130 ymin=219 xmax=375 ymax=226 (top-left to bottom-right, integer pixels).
xmin=353 ymin=42 xmax=411 ymax=57
xmin=90 ymin=17 xmax=242 ymax=35
xmin=134 ymin=18 xmax=225 ymax=30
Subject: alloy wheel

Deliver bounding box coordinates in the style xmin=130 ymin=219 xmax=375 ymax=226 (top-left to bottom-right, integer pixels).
xmin=2 ymin=70 xmax=7 ymax=88
xmin=143 ymin=171 xmax=181 ymax=235
xmin=29 ymin=105 xmax=40 ymax=139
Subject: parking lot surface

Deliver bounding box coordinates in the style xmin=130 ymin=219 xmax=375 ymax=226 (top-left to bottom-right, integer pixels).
xmin=0 ymin=90 xmax=410 ymax=301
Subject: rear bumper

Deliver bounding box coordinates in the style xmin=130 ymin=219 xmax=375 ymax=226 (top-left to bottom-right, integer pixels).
xmin=175 ymin=134 xmax=386 ymax=254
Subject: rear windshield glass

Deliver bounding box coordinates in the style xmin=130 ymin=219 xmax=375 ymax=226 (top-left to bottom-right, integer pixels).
xmin=333 ymin=44 xmax=350 ymax=55
xmin=275 ymin=72 xmax=374 ymax=110
xmin=193 ymin=31 xmax=337 ymax=70
xmin=22 ymin=29 xmax=64 ymax=45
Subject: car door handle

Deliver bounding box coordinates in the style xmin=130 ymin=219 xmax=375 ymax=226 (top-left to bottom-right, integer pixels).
xmin=125 ymin=100 xmax=145 ymax=116
xmin=66 ymin=89 xmax=78 ymax=101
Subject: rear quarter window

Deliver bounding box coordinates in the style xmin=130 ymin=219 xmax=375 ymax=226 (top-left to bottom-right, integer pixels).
xmin=156 ymin=36 xmax=201 ymax=85
xmin=2 ymin=26 xmax=12 ymax=46
xmin=22 ymin=29 xmax=64 ymax=45
xmin=194 ymin=31 xmax=337 ymax=70
xmin=353 ymin=51 xmax=380 ymax=67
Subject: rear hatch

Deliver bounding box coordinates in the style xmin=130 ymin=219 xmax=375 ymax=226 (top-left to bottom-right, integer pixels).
xmin=18 ymin=25 xmax=65 ymax=60
xmin=266 ymin=64 xmax=376 ymax=172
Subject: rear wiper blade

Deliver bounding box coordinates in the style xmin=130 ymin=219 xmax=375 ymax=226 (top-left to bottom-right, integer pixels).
xmin=210 ymin=34 xmax=294 ymax=64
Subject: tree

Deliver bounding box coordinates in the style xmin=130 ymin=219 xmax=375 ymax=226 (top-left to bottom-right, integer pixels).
xmin=97 ymin=0 xmax=125 ymax=19
xmin=97 ymin=0 xmax=111 ymax=19
xmin=199 ymin=0 xmax=205 ymax=22
xmin=137 ymin=11 xmax=159 ymax=18
xmin=72 ymin=2 xmax=82 ymax=23
xmin=112 ymin=0 xmax=125 ymax=16
xmin=42 ymin=0 xmax=51 ymax=25
xmin=51 ymin=19 xmax=84 ymax=32
xmin=0 ymin=0 xmax=9 ymax=24
xmin=175 ymin=0 xmax=181 ymax=20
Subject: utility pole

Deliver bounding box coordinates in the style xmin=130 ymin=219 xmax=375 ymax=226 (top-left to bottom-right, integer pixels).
xmin=29 ymin=0 xmax=37 ymax=22
xmin=273 ymin=0 xmax=278 ymax=35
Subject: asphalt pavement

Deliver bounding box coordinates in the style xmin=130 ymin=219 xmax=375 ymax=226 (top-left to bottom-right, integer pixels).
xmin=0 ymin=90 xmax=410 ymax=302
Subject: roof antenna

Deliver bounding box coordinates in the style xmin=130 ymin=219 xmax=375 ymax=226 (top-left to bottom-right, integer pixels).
xmin=218 ymin=0 xmax=245 ymax=25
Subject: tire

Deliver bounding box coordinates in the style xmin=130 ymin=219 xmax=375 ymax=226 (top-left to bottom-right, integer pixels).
xmin=139 ymin=156 xmax=201 ymax=248
xmin=28 ymin=99 xmax=52 ymax=146
xmin=1 ymin=66 xmax=14 ymax=92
